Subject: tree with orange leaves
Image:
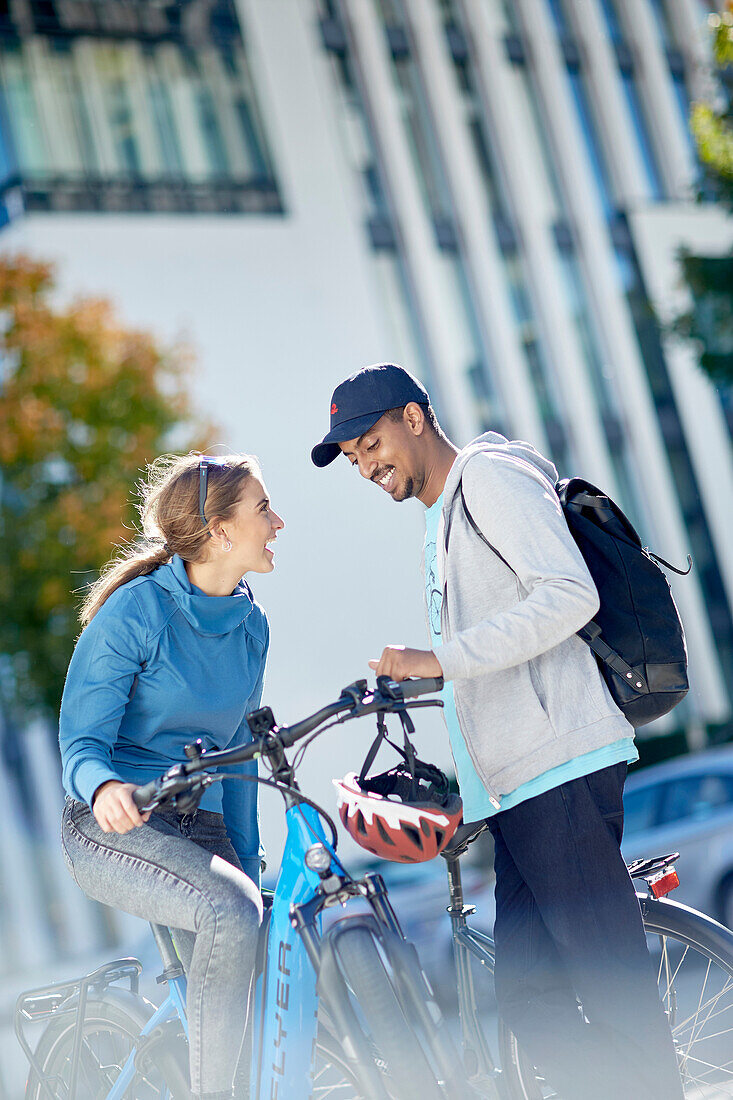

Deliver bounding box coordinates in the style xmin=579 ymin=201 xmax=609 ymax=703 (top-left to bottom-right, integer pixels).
xmin=0 ymin=255 xmax=211 ymax=719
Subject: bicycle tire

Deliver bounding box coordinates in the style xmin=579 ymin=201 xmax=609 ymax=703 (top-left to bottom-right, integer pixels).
xmin=497 ymin=897 xmax=733 ymax=1099
xmin=24 ymin=988 xmax=188 ymax=1100
xmin=333 ymin=925 xmax=446 ymax=1100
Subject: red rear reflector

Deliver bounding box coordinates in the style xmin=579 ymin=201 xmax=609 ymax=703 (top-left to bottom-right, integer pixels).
xmin=649 ymin=867 xmax=680 ymax=898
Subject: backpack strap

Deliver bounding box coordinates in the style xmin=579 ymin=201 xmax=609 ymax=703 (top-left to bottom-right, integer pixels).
xmin=578 ymin=622 xmax=648 ymax=694
xmin=459 ymin=481 xmax=516 ymax=574
xmin=648 ymin=552 xmax=693 ymax=576
xmin=459 ymin=479 xmax=651 ymax=697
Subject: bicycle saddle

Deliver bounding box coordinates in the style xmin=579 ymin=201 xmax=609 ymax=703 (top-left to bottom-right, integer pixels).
xmin=627 ymin=852 xmax=679 ymax=880
xmin=440 ymin=818 xmax=490 ymax=859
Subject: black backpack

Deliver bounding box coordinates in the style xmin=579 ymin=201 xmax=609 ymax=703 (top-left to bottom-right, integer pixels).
xmin=459 ymin=476 xmax=690 ymax=728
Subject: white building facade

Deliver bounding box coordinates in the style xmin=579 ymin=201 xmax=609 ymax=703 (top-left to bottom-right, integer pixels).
xmin=0 ymin=0 xmax=730 ymax=1010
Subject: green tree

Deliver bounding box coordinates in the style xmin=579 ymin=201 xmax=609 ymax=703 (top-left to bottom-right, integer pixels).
xmin=0 ymin=255 xmax=212 ymax=720
xmin=676 ymin=5 xmax=733 ymax=385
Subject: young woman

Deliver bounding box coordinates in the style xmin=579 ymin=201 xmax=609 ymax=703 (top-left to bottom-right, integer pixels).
xmin=59 ymin=452 xmax=284 ymax=1100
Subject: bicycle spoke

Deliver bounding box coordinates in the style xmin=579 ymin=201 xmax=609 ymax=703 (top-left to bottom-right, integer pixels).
xmin=684 ymin=1025 xmax=733 ymax=1045
xmin=680 ymin=1053 xmax=733 ymax=1077
xmin=674 ymin=980 xmax=733 ymax=1039
xmin=655 ymin=937 xmax=733 ymax=1098
xmin=659 ymin=940 xmax=691 ymax=998
xmin=312 ymin=1063 xmax=358 ymax=1097
xmin=501 ymin=916 xmax=733 ymax=1100
xmin=676 ymin=1053 xmax=733 ymax=1094
xmin=688 ymin=960 xmax=718 ymax=1054
xmin=312 ymin=1042 xmax=365 ymax=1099
xmin=77 ymin=1032 xmax=125 ymax=1096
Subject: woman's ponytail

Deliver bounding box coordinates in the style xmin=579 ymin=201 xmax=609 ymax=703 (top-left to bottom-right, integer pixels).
xmin=79 ymin=542 xmax=172 ymax=626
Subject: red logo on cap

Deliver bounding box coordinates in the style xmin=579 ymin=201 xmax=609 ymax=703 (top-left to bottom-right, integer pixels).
xmin=331 ymin=403 xmax=338 ymax=415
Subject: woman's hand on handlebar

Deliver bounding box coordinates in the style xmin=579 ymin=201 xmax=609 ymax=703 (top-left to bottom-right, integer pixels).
xmin=92 ymin=780 xmax=151 ymax=834
xmin=368 ymin=646 xmax=443 ymax=682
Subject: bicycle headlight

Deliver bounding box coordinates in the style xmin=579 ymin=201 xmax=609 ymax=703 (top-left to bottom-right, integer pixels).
xmin=304 ymin=843 xmax=331 ymax=873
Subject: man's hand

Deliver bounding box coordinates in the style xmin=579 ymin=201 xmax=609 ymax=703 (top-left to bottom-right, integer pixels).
xmin=92 ymin=780 xmax=151 ymax=834
xmin=368 ymin=645 xmax=443 ymax=682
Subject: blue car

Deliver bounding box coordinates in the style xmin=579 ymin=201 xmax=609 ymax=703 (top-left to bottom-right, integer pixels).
xmin=622 ymin=746 xmax=733 ymax=928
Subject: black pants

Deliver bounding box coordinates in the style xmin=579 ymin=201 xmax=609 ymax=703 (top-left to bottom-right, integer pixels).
xmin=487 ymin=763 xmax=683 ymax=1100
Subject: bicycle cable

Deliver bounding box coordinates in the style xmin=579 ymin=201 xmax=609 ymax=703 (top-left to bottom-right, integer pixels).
xmin=289 ymin=697 xmax=441 ymax=772
xmin=210 ymin=771 xmax=341 ymax=853
xmin=290 ymin=712 xmax=353 ymax=770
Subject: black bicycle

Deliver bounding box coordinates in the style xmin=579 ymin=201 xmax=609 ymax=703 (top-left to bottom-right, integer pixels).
xmin=308 ymin=685 xmax=733 ymax=1098
xmin=440 ymin=823 xmax=733 ymax=1098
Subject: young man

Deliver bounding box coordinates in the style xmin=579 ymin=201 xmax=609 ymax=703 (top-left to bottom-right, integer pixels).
xmin=312 ymin=363 xmax=682 ymax=1099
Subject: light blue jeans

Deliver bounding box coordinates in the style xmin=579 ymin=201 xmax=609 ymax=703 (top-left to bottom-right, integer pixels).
xmin=61 ymin=797 xmax=262 ymax=1100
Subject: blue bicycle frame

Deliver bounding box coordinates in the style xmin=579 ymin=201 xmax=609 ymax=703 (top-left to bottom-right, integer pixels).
xmin=251 ymin=800 xmax=333 ymax=1099
xmin=102 ymin=980 xmax=188 ymax=1100
xmin=18 ymin=677 xmax=448 ymax=1100
xmin=97 ymin=800 xmax=334 ymax=1100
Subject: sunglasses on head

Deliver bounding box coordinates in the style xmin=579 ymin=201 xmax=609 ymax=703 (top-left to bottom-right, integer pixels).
xmin=198 ymin=457 xmax=229 ymax=529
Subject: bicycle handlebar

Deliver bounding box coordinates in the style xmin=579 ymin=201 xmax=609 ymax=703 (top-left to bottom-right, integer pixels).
xmin=132 ymin=780 xmax=161 ymax=810
xmin=399 ymin=676 xmax=443 ymax=700
xmin=131 ymin=675 xmax=444 ymax=811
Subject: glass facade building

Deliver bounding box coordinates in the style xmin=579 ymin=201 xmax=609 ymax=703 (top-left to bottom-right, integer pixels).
xmin=315 ymin=0 xmax=733 ymax=722
xmin=1 ymin=0 xmax=728 ymax=721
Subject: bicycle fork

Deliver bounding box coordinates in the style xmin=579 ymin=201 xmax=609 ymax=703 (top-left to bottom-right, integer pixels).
xmin=292 ymin=873 xmax=407 ymax=1100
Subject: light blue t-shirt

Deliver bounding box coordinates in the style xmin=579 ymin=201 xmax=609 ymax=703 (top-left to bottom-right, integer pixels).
xmin=424 ymin=494 xmax=637 ymax=820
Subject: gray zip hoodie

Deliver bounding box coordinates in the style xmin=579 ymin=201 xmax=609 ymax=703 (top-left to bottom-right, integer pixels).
xmin=431 ymin=432 xmax=632 ymax=807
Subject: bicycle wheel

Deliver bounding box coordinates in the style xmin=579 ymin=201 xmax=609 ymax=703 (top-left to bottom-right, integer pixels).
xmin=498 ymin=897 xmax=733 ymax=1099
xmin=24 ymin=988 xmax=188 ymax=1100
xmin=332 ymin=925 xmax=447 ymax=1100
xmin=312 ymin=1025 xmax=367 ymax=1098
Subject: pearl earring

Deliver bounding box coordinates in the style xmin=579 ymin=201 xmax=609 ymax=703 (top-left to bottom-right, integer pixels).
xmin=223 ymin=539 xmax=232 ymax=553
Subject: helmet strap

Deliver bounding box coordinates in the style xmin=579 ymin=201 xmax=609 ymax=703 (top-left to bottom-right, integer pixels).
xmin=358 ymin=704 xmax=422 ymax=800
xmin=359 ymin=712 xmax=390 ymax=785
xmin=397 ymin=709 xmax=419 ymax=800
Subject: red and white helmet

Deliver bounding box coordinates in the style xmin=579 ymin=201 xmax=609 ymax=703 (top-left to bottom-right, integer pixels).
xmin=333 ymin=765 xmax=463 ymax=863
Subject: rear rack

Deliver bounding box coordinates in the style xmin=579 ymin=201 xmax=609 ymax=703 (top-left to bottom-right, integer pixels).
xmin=16 ymin=958 xmax=141 ymax=1023
xmin=14 ymin=958 xmax=142 ymax=1100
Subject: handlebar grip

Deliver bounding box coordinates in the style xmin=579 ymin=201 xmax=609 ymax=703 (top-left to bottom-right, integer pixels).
xmin=399 ymin=676 xmax=444 ymax=699
xmin=132 ymin=781 xmax=159 ymax=810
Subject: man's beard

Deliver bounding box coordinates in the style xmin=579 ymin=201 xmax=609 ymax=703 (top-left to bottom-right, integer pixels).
xmin=395 ymin=476 xmax=415 ymax=501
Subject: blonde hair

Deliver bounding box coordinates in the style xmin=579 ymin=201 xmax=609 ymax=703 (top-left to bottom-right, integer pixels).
xmin=79 ymin=452 xmax=259 ymax=626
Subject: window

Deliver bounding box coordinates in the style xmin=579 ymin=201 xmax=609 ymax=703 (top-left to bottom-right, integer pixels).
xmin=546 ymin=0 xmax=571 ymax=35
xmin=619 ymin=71 xmax=665 ymax=201
xmin=659 ymin=775 xmax=733 ymax=826
xmin=318 ymin=0 xmax=440 ymax=409
xmin=566 ymin=69 xmax=616 ymax=219
xmin=596 ymin=0 xmax=666 ymax=200
xmin=597 ymin=0 xmax=623 ymax=42
xmin=0 ymin=11 xmax=282 ymax=214
xmin=649 ymin=0 xmax=675 ymax=50
xmin=390 ymin=48 xmax=453 ymax=224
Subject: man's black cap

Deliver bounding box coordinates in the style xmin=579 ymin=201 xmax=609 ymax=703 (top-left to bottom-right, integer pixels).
xmin=311 ymin=363 xmax=430 ymax=468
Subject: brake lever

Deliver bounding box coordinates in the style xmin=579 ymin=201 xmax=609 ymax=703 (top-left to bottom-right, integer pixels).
xmin=375 ymin=675 xmax=404 ymax=702
xmin=340 ymin=679 xmax=369 ymax=708
xmin=148 ymin=767 xmax=213 ymax=813
xmin=171 ymin=776 xmax=211 ymax=814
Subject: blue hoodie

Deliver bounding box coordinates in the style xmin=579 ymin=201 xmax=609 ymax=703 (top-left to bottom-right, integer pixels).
xmin=59 ymin=555 xmax=268 ymax=883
